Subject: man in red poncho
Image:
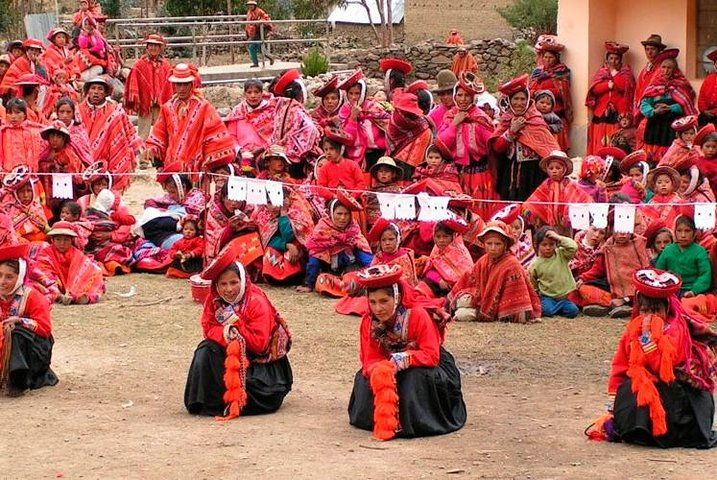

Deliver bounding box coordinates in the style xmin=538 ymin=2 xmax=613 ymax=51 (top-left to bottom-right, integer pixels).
xmin=124 ymin=34 xmax=173 ymax=139
xmin=78 ymin=76 xmax=142 ymax=193
xmin=145 ymin=63 xmax=236 ymax=180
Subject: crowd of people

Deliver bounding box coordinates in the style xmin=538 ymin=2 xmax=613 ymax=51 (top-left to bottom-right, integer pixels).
xmin=0 ymin=0 xmax=716 ymax=447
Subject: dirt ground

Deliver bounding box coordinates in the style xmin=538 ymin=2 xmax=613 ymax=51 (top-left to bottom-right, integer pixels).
xmin=1 ymin=177 xmax=715 ymax=479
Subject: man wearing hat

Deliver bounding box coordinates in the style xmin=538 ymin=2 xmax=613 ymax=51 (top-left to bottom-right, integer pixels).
xmin=635 ymin=34 xmax=668 ymax=113
xmin=0 ymin=39 xmax=47 ymax=96
xmin=78 ymin=76 xmax=142 ymax=193
xmin=450 ymin=45 xmax=479 ymax=77
xmin=145 ymin=63 xmax=235 ymax=178
xmin=428 ymin=69 xmax=457 ymax=126
xmin=246 ymin=0 xmax=274 ymax=67
xmin=125 ymin=34 xmax=173 ymax=139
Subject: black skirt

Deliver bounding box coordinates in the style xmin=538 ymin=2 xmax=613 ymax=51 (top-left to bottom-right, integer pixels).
xmin=644 ymin=111 xmax=680 ymax=148
xmin=184 ymin=339 xmax=293 ymax=416
xmin=613 ymin=378 xmax=717 ymax=449
xmin=348 ymin=347 xmax=467 ymax=438
xmin=7 ymin=328 xmax=59 ymax=391
xmin=496 ymin=155 xmax=546 ymax=202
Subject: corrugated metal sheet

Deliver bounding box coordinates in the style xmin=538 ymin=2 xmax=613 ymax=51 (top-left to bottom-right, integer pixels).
xmin=25 ymin=12 xmax=57 ymax=44
xmin=328 ymin=0 xmax=404 ymax=25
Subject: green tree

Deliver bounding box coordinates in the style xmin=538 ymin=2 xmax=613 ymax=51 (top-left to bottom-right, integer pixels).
xmin=497 ymin=0 xmax=558 ymax=38
xmin=100 ymin=0 xmax=122 ymax=17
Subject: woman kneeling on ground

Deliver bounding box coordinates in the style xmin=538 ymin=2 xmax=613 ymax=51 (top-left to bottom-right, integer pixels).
xmin=184 ymin=243 xmax=292 ymax=419
xmin=348 ymin=264 xmax=466 ymax=440
xmin=0 ymin=244 xmax=58 ymax=396
xmin=587 ymin=268 xmax=717 ymax=448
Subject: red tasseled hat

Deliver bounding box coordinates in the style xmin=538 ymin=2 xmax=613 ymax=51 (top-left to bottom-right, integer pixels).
xmin=201 ymin=242 xmax=239 ymax=281
xmin=490 ymin=203 xmax=522 ymax=225
xmin=596 ymin=146 xmax=627 ymax=162
xmin=633 ymin=268 xmax=682 ymax=299
xmin=156 ymin=161 xmax=183 ymax=184
xmin=619 ymin=150 xmax=648 ymax=175
xmin=367 ymin=218 xmax=400 ymax=243
xmin=379 ymin=58 xmax=413 ymax=75
xmin=695 ymin=123 xmax=716 ymax=146
xmin=498 ymin=73 xmax=529 ymax=97
xmin=643 ymin=219 xmax=670 ymax=248
xmin=356 ymin=264 xmax=403 ymax=289
xmin=604 ymin=41 xmax=629 ymax=56
xmin=392 ymin=91 xmax=423 ymax=116
xmin=654 ymin=48 xmax=680 ymax=63
xmin=311 ymin=75 xmax=339 ymax=98
xmin=438 ymin=217 xmax=470 ymax=234
xmin=337 ymin=69 xmax=364 ymax=91
xmin=671 ymin=115 xmax=698 ymax=132
xmin=2 ymin=164 xmax=32 ymax=191
xmin=456 ymin=71 xmax=485 ymax=96
xmin=323 ymin=125 xmax=353 ymax=145
xmin=272 ymin=69 xmax=301 ymax=96
xmin=335 ymin=187 xmax=363 ymax=212
xmin=405 ymin=80 xmax=429 ymax=94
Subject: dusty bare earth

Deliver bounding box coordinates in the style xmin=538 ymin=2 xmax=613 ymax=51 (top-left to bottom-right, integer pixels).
xmin=1 ymin=177 xmax=715 ymax=479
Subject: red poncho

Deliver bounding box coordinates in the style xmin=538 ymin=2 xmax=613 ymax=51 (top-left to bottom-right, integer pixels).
xmin=305 ymin=216 xmax=370 ymax=263
xmin=124 ymin=55 xmax=173 ymax=116
xmin=522 ymin=177 xmax=594 ymax=229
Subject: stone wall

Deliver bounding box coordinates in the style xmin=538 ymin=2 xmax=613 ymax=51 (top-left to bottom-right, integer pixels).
xmin=329 ymin=38 xmax=517 ymax=81
xmin=403 ymin=0 xmax=513 ymax=43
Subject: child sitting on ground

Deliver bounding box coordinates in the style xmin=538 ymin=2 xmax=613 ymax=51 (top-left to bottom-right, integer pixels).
xmin=576 ymin=226 xmax=650 ymax=318
xmin=577 ymin=155 xmax=607 ymax=202
xmin=411 ymin=140 xmax=462 ymax=192
xmin=0 ymin=165 xmax=49 ymax=243
xmin=529 ymin=226 xmax=580 ymax=318
xmin=644 ymin=220 xmax=674 ymax=267
xmin=643 ymin=166 xmax=683 ymax=228
xmin=597 ymin=146 xmax=627 ymax=199
xmin=523 ymin=150 xmax=593 ymax=231
xmin=166 ymin=215 xmax=205 ymax=279
xmin=569 ymin=225 xmax=607 ymax=278
xmin=84 ymin=189 xmax=136 ymax=275
xmin=618 ymin=149 xmax=652 ymax=203
xmin=59 ymin=199 xmax=93 ymax=249
xmin=363 ymin=156 xmax=403 ymax=230
xmin=656 ymin=215 xmax=712 ymax=300
xmin=609 ymin=112 xmax=636 ymax=153
xmin=417 ymin=219 xmax=473 ymax=299
xmin=450 ymin=221 xmax=541 ymax=323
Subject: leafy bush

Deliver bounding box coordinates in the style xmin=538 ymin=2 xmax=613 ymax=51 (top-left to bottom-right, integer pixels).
xmin=497 ymin=0 xmax=558 ymax=40
xmin=301 ymin=47 xmax=329 ymax=77
xmin=100 ymin=0 xmax=122 ymax=17
xmin=483 ymin=41 xmax=536 ymax=93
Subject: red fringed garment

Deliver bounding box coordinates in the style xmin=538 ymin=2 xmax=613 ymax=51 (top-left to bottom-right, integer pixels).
xmin=522 ymin=177 xmax=594 ymax=229
xmin=124 ymin=55 xmax=174 ymax=116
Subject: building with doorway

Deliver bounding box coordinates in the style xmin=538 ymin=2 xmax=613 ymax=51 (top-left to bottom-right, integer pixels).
xmin=558 ymin=0 xmax=716 ymax=154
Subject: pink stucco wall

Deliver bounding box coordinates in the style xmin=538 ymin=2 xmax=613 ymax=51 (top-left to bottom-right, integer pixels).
xmin=557 ymin=0 xmax=698 ymax=155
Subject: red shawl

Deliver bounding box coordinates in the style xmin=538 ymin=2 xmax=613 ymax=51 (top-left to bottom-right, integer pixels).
xmin=639 ymin=71 xmax=697 ymax=116
xmin=659 ymin=139 xmax=700 ymax=169
xmin=449 ymin=251 xmax=541 ymax=323
xmin=0 ymin=121 xmax=45 ymax=171
xmin=522 ymin=177 xmax=594 ymax=228
xmin=490 ymin=104 xmax=560 ymax=159
xmin=305 ymin=216 xmax=370 ymax=263
xmin=124 ymin=55 xmax=174 ymax=116
xmin=529 ymin=63 xmax=573 ymax=122
xmin=225 ymin=95 xmax=321 ymax=164
xmin=42 ymin=44 xmax=80 ymax=80
xmin=585 ymin=64 xmax=635 ymax=117
xmin=78 ymin=100 xmax=142 ymax=192
xmin=424 ymin=234 xmax=472 ymax=285
xmin=37 ymin=146 xmax=86 ymax=199
xmin=36 ymin=243 xmax=105 ymax=303
xmin=146 ymin=94 xmax=235 ymax=179
xmin=0 ymin=56 xmax=33 ymax=96
xmin=386 ymin=108 xmax=432 ymax=165
xmin=252 ymin=189 xmax=315 ymax=248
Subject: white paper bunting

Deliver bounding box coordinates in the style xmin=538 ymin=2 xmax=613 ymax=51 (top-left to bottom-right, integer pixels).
xmin=694 ymin=203 xmax=716 ymax=231
xmin=589 ymin=203 xmax=610 ymax=229
xmin=417 ymin=193 xmax=451 ymax=222
xmin=613 ymin=204 xmax=636 ymax=233
xmin=227 ymin=175 xmax=247 ymax=202
xmin=376 ymin=192 xmax=397 ymax=220
xmin=394 ymin=194 xmax=416 ymax=220
xmin=568 ymin=204 xmax=590 ymax=231
xmin=246 ymin=179 xmax=267 ymax=205
xmin=264 ymin=180 xmax=284 ymax=206
xmin=52 ymin=173 xmax=73 ymax=199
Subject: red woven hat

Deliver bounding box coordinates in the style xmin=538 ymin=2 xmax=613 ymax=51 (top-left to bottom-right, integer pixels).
xmin=539 ymin=150 xmax=573 ymax=176
xmin=456 ymin=71 xmax=485 ymax=96
xmin=47 ymin=27 xmax=69 ymax=42
xmin=273 ymin=69 xmax=301 ymax=96
xmin=22 ymin=39 xmax=44 ymax=51
xmin=643 ymin=219 xmax=670 ymax=248
xmin=392 ymin=91 xmax=423 ymax=116
xmin=337 ymin=69 xmax=364 ymax=91
xmin=335 ymin=187 xmax=363 ymax=212
xmin=633 ymin=268 xmax=682 ymax=299
xmin=446 ymin=193 xmax=474 ymax=209
xmin=535 ymin=34 xmax=564 ymax=53
xmin=168 ymin=63 xmax=197 ymax=83
xmin=477 ymin=220 xmax=515 ymax=246
xmin=0 ymin=244 xmax=29 ymax=262
xmin=15 ymin=73 xmax=44 ymax=86
xmin=2 ymin=164 xmax=32 ymax=191
xmin=695 ymin=123 xmax=716 ymax=146
xmin=406 ymin=80 xmax=429 ymax=94
xmin=145 ymin=34 xmax=166 ymax=46
xmin=356 ymin=264 xmax=403 ymax=289
xmin=156 ymin=161 xmax=183 ymax=184
xmin=323 ymin=125 xmax=353 ymax=145
xmin=604 ymin=41 xmax=629 ymax=56
xmin=619 ymin=149 xmax=648 ymax=175
xmin=40 ymin=121 xmax=71 ymax=141
xmin=580 ymin=155 xmax=605 ymax=179
xmin=82 ymin=160 xmax=112 ymax=186
xmin=367 ymin=218 xmax=399 ymax=243
xmin=596 ymin=146 xmax=627 ymax=162
xmin=654 ymin=48 xmax=680 ymax=63
xmin=671 ymin=115 xmax=698 ymax=132
xmin=498 ymin=73 xmax=529 ymax=97
xmin=708 ymin=49 xmax=717 ymax=63
xmin=201 ymin=242 xmax=239 ymax=281
xmin=311 ymin=75 xmax=339 ymax=98
xmin=379 ymin=58 xmax=413 ymax=75
xmin=439 ymin=217 xmax=469 ymax=234
xmin=47 ymin=220 xmax=78 ymax=237
xmin=490 ymin=203 xmax=522 ymax=225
